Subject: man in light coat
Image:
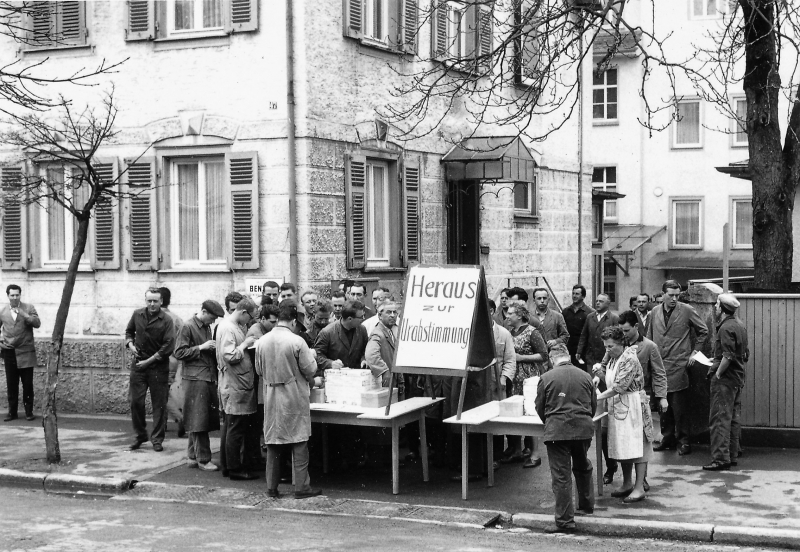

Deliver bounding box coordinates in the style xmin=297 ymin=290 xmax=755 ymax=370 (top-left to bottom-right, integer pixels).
xmin=256 ymin=301 xmax=320 ymax=498
xmin=490 ymin=300 xmax=516 ymax=464
xmin=1 ymin=285 xmax=41 ymax=421
xmin=365 ymin=301 xmax=401 ymax=392
xmin=647 ymin=280 xmax=708 ymax=455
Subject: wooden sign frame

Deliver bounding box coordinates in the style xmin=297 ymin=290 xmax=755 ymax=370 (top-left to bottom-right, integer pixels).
xmin=386 ymin=264 xmax=496 ymax=418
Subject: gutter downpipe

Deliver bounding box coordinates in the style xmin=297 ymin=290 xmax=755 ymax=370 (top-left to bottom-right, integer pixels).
xmin=286 ymin=0 xmax=299 ymax=284
xmin=577 ymin=18 xmax=585 ymax=284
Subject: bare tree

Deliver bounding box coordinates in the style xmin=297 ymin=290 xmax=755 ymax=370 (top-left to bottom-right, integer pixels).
xmin=387 ymin=0 xmax=799 ymax=290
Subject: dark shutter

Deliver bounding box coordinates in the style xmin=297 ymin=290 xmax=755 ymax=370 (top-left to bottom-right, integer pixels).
xmin=126 ymin=158 xmax=157 ymax=270
xmin=1 ymin=167 xmax=26 ymax=270
xmin=431 ymin=1 xmax=447 ymax=59
xmin=60 ymin=1 xmax=86 ymax=45
xmin=230 ymin=0 xmax=258 ymax=32
xmin=29 ymin=2 xmax=54 ymax=47
xmin=343 ymin=0 xmax=363 ymax=39
xmin=126 ymin=0 xmax=154 ymax=41
xmin=345 ymin=154 xmax=367 ymax=269
xmin=92 ymin=159 xmax=120 ymax=269
xmin=227 ymin=152 xmax=259 ymax=270
xmin=402 ymin=157 xmax=421 ymax=266
xmin=476 ymin=5 xmax=492 ymax=62
xmin=401 ymin=0 xmax=418 ymax=53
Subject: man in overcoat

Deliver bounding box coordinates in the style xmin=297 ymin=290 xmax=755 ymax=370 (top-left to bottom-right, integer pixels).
xmin=576 ymin=294 xmax=618 ymax=368
xmin=1 ymin=285 xmax=41 ymax=421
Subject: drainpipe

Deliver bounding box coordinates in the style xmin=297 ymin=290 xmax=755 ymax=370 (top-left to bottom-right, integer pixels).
xmin=286 ymin=0 xmax=299 ymax=284
xmin=577 ymin=20 xmax=585 ymax=283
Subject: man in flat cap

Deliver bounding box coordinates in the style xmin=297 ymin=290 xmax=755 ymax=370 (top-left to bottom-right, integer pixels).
xmin=704 ymin=293 xmax=749 ymax=471
xmin=175 ymin=300 xmax=225 ymax=471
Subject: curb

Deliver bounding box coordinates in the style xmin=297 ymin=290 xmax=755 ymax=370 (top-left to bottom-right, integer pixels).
xmin=714 ymin=525 xmax=800 ymax=550
xmin=0 ymin=468 xmax=131 ymax=495
xmin=512 ymin=513 xmax=713 ymax=542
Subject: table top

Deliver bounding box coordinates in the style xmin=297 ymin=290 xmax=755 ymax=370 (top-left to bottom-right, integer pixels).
xmin=310 ymin=397 xmax=444 ymax=421
xmin=443 ymin=401 xmax=543 ymax=426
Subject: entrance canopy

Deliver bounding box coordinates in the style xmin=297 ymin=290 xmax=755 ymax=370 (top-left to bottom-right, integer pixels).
xmin=442 ymin=136 xmax=537 ymax=182
xmin=604 ymin=225 xmax=665 ymax=256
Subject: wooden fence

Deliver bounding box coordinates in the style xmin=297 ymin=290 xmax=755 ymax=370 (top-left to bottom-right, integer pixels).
xmin=736 ymin=294 xmax=800 ymax=428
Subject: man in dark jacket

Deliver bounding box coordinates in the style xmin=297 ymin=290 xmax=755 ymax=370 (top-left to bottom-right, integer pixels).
xmin=1 ymin=285 xmax=41 ymax=422
xmin=314 ymin=300 xmax=368 ymax=373
xmin=562 ymin=284 xmax=594 ymax=368
xmin=576 ymin=293 xmax=618 ymax=368
xmin=535 ymin=350 xmax=597 ymax=533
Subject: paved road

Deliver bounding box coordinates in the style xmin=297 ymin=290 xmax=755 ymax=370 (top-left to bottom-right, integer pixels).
xmin=0 ymin=487 xmax=788 ymax=552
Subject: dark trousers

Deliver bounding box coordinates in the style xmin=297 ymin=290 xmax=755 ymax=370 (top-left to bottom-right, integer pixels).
xmin=266 ymin=441 xmax=311 ymax=493
xmin=245 ymin=405 xmax=265 ymax=469
xmin=222 ymin=413 xmax=249 ymax=473
xmin=601 ymin=427 xmax=617 ymax=474
xmin=660 ymin=388 xmax=691 ymax=447
xmin=129 ymin=366 xmax=169 ymax=444
xmin=545 ymin=439 xmax=594 ymax=528
xmin=709 ymin=378 xmax=742 ymax=463
xmin=188 ymin=432 xmax=212 ymax=464
xmin=3 ymin=349 xmax=33 ymax=416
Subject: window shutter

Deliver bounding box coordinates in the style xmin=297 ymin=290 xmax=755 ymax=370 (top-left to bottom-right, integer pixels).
xmin=60 ymin=1 xmax=87 ymax=45
xmin=345 ymin=154 xmax=367 ymax=270
xmin=476 ymin=5 xmax=492 ymax=63
xmin=431 ymin=1 xmax=448 ymax=60
xmin=400 ymin=0 xmax=418 ymax=53
xmin=92 ymin=159 xmax=120 ymax=269
xmin=1 ymin=167 xmax=27 ymax=270
xmin=126 ymin=158 xmax=157 ymax=270
xmin=230 ymin=0 xmax=258 ymax=33
xmin=227 ymin=151 xmax=259 ymax=270
xmin=402 ymin=157 xmax=421 ymax=266
xmin=28 ymin=2 xmax=55 ymax=47
xmin=126 ymin=0 xmax=154 ymax=41
xmin=343 ymin=0 xmax=363 ymax=39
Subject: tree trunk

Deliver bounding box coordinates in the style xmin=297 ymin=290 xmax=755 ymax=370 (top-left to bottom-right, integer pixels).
xmin=742 ymin=0 xmax=794 ymax=290
xmin=43 ymin=216 xmax=91 ymax=464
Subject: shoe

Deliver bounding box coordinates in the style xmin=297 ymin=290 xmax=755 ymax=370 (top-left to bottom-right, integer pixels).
xmin=501 ymin=447 xmax=515 ymax=459
xmin=450 ymin=474 xmax=483 ymax=482
xmin=730 ymin=460 xmax=738 ymax=467
xmin=229 ymin=471 xmax=259 ymax=481
xmin=294 ymin=488 xmax=322 ymax=499
xmin=603 ymin=470 xmax=616 ymax=485
xmin=222 ymin=469 xmax=229 ymax=477
xmin=611 ymin=487 xmax=633 ymax=498
xmin=623 ymin=494 xmax=646 ymax=503
xmin=129 ymin=438 xmax=147 ymax=450
xmin=643 ymin=478 xmax=650 ymax=492
xmin=522 ymin=447 xmax=532 ymax=458
xmin=3 ymin=414 xmax=17 ymax=422
xmin=499 ymin=453 xmax=524 ymax=464
xmin=25 ymin=414 xmax=35 ymax=421
xmin=738 ymin=448 xmax=744 ymax=457
xmin=544 ymin=525 xmax=578 ymax=534
xmin=523 ymin=457 xmax=541 ymax=469
xmin=198 ymin=462 xmax=219 ymax=472
xmin=702 ymin=461 xmax=731 ymax=471
xmin=575 ymin=508 xmax=594 ymax=516
xmin=177 ymin=426 xmax=186 ymax=438
xmin=653 ymin=442 xmax=675 ymax=452
xmin=152 ymin=443 xmax=164 ymax=452
xmin=267 ymin=489 xmax=280 ymax=498
xmin=186 ymin=459 xmax=199 ymax=468
xmin=678 ymin=444 xmax=692 ymax=456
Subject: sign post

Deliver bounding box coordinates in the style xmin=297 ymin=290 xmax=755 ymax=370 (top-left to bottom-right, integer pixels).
xmin=388 ymin=265 xmax=496 ymax=418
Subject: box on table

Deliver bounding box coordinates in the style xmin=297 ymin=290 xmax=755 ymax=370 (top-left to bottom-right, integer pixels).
xmin=324 ymin=369 xmax=381 ymax=404
xmin=360 ymin=388 xmax=399 ymax=408
xmin=499 ymin=395 xmax=525 ymax=417
xmin=310 ymin=387 xmax=326 ymax=404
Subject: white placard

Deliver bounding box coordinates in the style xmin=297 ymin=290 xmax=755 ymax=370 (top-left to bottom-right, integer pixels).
xmin=394 ymin=266 xmax=481 ymax=371
xmin=244 ymin=277 xmax=284 ymax=303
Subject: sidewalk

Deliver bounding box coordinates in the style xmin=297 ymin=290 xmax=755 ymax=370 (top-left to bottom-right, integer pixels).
xmin=1 ymin=414 xmax=799 ymax=547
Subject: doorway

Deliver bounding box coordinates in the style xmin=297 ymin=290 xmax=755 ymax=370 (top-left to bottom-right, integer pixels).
xmin=447 ymin=179 xmax=480 ymax=265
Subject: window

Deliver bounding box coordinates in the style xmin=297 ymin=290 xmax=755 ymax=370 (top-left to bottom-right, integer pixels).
xmin=25 ymin=1 xmax=87 ymax=50
xmin=731 ymin=198 xmax=753 ymax=248
xmin=732 ymin=97 xmax=748 ymax=147
xmin=36 ymin=165 xmax=91 ymax=267
xmin=673 ymin=99 xmax=702 ymax=148
xmin=430 ymin=1 xmax=491 ymax=65
xmin=447 ymin=3 xmax=469 ymax=58
xmin=672 ymin=198 xmax=702 ymax=248
xmin=592 ymin=166 xmax=617 ymax=221
xmin=343 ymin=0 xmax=418 ymax=53
xmin=690 ymin=0 xmax=730 ymax=19
xmin=603 ymin=260 xmax=617 ymax=306
xmin=592 ymin=203 xmax=602 ymax=242
xmin=513 ymin=180 xmax=538 ymax=219
xmin=126 ymin=0 xmax=257 ymax=41
xmin=345 ymin=154 xmax=421 ymax=270
xmin=593 ymin=69 xmax=618 ymax=122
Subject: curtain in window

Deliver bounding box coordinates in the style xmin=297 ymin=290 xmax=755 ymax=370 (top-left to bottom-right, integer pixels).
xmin=47 ymin=167 xmax=66 ymax=260
xmin=735 ymin=100 xmax=747 ymax=143
xmin=675 ymin=202 xmax=700 ymax=245
xmin=514 ymin=182 xmax=528 ymax=210
xmin=735 ymin=201 xmax=753 ymax=245
xmin=175 ymin=0 xmax=194 ymax=30
xmin=368 ymin=165 xmax=387 ymax=261
xmin=205 ymin=161 xmax=225 ymax=260
xmin=203 ymin=0 xmax=222 ymax=28
xmin=178 ymin=164 xmax=200 ymax=260
xmin=72 ymin=181 xmax=90 ymax=258
xmin=676 ymin=102 xmax=700 ymax=144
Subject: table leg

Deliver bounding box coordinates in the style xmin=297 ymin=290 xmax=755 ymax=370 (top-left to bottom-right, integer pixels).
xmin=461 ymin=425 xmax=469 ymax=500
xmin=419 ymin=412 xmax=430 ymax=482
xmin=322 ymin=424 xmax=329 ymax=475
xmin=391 ymin=423 xmax=400 ymax=495
xmin=595 ymin=422 xmax=603 ymax=496
xmin=487 ymin=433 xmax=494 ymax=487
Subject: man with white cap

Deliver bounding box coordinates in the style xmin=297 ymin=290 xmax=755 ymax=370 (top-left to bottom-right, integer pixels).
xmin=703 ymin=293 xmax=749 ymax=471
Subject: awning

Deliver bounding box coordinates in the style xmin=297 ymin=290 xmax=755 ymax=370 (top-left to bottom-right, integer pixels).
xmin=647 ymin=249 xmax=754 ymax=270
xmin=604 ymin=225 xmax=665 ymax=256
xmin=441 ymin=136 xmax=537 ymax=182
xmin=715 ymin=159 xmax=751 ymax=180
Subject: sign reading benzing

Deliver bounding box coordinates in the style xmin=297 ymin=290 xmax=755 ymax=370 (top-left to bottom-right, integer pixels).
xmin=395 ymin=266 xmax=481 ymax=371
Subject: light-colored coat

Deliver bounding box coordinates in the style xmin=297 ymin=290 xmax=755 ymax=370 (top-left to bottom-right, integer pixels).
xmin=492 ymin=322 xmax=516 ymax=400
xmin=365 ymin=321 xmax=397 ymax=379
xmin=646 ymin=302 xmax=709 ymax=393
xmin=0 ymin=302 xmax=41 ymax=368
xmin=215 ymin=319 xmax=256 ymax=416
xmin=256 ymin=326 xmax=316 ymax=444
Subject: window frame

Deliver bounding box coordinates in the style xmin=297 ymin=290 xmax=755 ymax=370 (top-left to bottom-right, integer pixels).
xmin=513 ymin=179 xmax=539 ymax=222
xmin=689 ymin=0 xmax=730 ymax=20
xmin=592 ymin=68 xmax=619 ymax=125
xmin=23 ymin=1 xmax=89 ymax=52
xmin=730 ymin=196 xmax=753 ymax=249
xmin=603 ymin=259 xmax=617 ymax=309
xmin=672 ymin=98 xmax=704 ymax=149
xmin=670 ymin=196 xmax=704 ymax=249
xmin=591 ymin=166 xmax=618 ymax=222
xmin=166 ymin=0 xmax=225 ymax=36
xmin=126 ymin=0 xmax=258 ymax=43
xmin=343 ymin=0 xmax=417 ymax=54
xmin=365 ymin=159 xmax=393 ymax=267
xmin=731 ymin=96 xmax=748 ymax=148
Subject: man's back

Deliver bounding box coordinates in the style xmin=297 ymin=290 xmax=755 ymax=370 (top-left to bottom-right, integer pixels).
xmin=535 ymin=363 xmax=596 ymax=442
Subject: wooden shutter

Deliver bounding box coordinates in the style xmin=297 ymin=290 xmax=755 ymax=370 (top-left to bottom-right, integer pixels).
xmin=126 ymin=158 xmax=157 ymax=270
xmin=227 ymin=152 xmax=259 ymax=270
xmin=402 ymin=157 xmax=421 ymax=266
xmin=345 ymin=154 xmax=367 ymax=270
xmin=28 ymin=2 xmax=55 ymax=47
xmin=476 ymin=5 xmax=492 ymax=63
xmin=431 ymin=1 xmax=447 ymax=60
xmin=126 ymin=0 xmax=154 ymax=41
xmin=60 ymin=1 xmax=87 ymax=45
xmin=92 ymin=159 xmax=120 ymax=269
xmin=230 ymin=0 xmax=258 ymax=33
xmin=343 ymin=0 xmax=363 ymax=39
xmin=1 ymin=167 xmax=27 ymax=270
xmin=400 ymin=0 xmax=418 ymax=53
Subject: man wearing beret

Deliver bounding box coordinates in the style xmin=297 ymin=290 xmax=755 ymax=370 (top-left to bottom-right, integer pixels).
xmin=704 ymin=294 xmax=749 ymax=471
xmin=175 ymin=300 xmax=225 ymax=471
